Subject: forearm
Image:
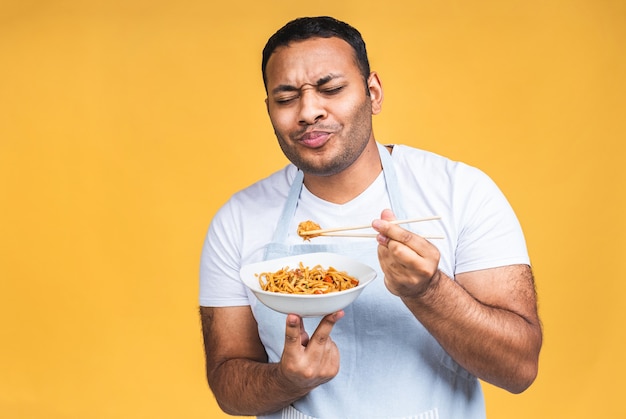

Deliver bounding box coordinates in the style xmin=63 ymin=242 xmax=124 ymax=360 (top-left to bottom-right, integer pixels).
xmin=402 ymin=270 xmax=542 ymax=393
xmin=209 ymin=357 xmax=309 ymax=416
xmin=202 ymin=306 xmax=343 ymax=415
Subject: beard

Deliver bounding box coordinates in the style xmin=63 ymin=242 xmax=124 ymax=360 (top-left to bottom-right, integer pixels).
xmin=274 ymin=100 xmax=373 ymax=177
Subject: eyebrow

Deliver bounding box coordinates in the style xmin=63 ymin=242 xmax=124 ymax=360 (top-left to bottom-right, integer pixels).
xmin=270 ymin=74 xmax=342 ymax=95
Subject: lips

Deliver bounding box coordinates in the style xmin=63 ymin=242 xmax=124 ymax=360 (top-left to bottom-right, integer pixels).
xmin=299 ymin=131 xmax=331 ymax=148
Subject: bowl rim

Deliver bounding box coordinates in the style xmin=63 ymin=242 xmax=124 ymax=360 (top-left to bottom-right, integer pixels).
xmin=240 ymin=252 xmax=377 ymax=299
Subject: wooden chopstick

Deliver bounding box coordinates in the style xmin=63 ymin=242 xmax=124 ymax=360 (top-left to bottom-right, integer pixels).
xmin=319 ymin=232 xmax=445 ymax=239
xmin=300 ymin=216 xmax=442 ymax=236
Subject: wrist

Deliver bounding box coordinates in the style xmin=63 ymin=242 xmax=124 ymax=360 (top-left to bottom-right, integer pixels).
xmin=402 ymin=269 xmax=443 ymax=304
xmin=274 ymin=363 xmax=313 ymax=399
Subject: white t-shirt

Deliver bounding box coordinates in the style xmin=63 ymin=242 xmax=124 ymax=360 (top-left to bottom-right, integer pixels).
xmin=200 ymin=144 xmax=529 ymax=307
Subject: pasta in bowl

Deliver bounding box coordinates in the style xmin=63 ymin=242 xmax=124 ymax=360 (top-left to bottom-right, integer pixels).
xmin=240 ymin=252 xmax=377 ymax=317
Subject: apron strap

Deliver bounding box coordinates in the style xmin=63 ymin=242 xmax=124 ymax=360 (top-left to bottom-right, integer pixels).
xmin=269 ymin=168 xmax=304 ymax=244
xmin=377 ymin=142 xmax=407 ymax=220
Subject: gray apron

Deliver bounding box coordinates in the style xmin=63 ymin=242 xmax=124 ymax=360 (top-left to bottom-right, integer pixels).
xmin=253 ymin=143 xmax=485 ymax=419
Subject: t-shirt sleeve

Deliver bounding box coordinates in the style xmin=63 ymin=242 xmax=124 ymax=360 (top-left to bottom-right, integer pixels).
xmin=453 ymin=165 xmax=530 ymax=274
xmin=199 ymin=201 xmax=250 ymax=307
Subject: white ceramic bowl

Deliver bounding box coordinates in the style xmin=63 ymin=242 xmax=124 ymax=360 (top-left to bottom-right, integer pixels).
xmin=240 ymin=252 xmax=377 ymax=317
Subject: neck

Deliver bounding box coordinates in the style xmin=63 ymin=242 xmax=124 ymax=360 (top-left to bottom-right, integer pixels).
xmin=302 ymin=140 xmax=386 ymax=204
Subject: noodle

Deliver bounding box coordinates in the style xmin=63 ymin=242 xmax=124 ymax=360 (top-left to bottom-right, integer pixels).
xmin=257 ymin=262 xmax=359 ymax=294
xmin=297 ymin=220 xmax=321 ymax=241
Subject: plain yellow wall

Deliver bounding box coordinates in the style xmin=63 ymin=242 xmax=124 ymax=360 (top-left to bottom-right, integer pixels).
xmin=1 ymin=1 xmax=624 ymax=418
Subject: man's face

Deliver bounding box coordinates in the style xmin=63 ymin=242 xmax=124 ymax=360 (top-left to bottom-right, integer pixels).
xmin=264 ymin=37 xmax=380 ymax=177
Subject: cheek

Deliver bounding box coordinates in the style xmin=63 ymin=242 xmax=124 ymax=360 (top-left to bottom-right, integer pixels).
xmin=345 ymin=102 xmax=372 ymax=134
xmin=268 ymin=108 xmax=293 ymax=133
xmin=341 ymin=96 xmax=371 ymax=121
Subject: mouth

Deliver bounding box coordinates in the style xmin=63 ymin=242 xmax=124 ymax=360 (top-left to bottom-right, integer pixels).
xmin=298 ymin=130 xmax=332 ymax=148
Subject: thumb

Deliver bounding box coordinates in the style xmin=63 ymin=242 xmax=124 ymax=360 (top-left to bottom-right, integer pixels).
xmin=380 ymin=208 xmax=396 ymax=221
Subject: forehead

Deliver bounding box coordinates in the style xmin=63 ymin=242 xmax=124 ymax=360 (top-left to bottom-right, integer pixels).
xmin=265 ymin=37 xmax=360 ymax=89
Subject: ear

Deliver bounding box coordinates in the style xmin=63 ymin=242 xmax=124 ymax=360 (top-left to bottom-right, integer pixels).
xmin=265 ymin=97 xmax=269 ymax=114
xmin=367 ymin=72 xmax=384 ymax=115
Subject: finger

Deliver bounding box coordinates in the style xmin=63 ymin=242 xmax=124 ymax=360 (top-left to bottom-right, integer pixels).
xmin=299 ymin=317 xmax=310 ymax=347
xmin=374 ymin=217 xmax=435 ymax=258
xmin=373 ymin=209 xmax=395 ymax=246
xmin=372 ymin=208 xmax=398 ymax=236
xmin=376 ymin=233 xmax=390 ymax=247
xmin=380 ymin=208 xmax=396 ymax=221
xmin=309 ymin=311 xmax=344 ymax=347
xmin=284 ymin=313 xmax=304 ymax=347
xmin=373 ymin=218 xmax=415 ymax=251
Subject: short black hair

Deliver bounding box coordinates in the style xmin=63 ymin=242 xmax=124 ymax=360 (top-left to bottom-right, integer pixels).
xmin=261 ymin=16 xmax=371 ymax=93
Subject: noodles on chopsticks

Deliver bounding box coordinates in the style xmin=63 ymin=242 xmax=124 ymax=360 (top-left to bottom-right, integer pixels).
xmin=297 ymin=220 xmax=322 ymax=241
xmin=257 ymin=262 xmax=359 ymax=294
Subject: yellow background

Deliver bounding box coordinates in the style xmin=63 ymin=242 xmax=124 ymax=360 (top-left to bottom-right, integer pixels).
xmin=1 ymin=1 xmax=624 ymax=418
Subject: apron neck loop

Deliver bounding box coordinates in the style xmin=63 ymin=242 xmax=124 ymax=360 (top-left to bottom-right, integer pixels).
xmin=270 ymin=143 xmax=406 ymax=244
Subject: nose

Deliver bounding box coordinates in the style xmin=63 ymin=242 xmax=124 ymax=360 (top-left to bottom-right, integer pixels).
xmin=298 ymin=88 xmax=327 ymax=125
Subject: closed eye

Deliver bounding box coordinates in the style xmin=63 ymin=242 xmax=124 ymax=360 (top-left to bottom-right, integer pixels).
xmin=320 ymin=85 xmax=345 ymax=95
xmin=274 ymin=94 xmax=299 ymax=104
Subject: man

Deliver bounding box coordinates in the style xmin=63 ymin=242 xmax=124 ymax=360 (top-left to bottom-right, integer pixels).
xmin=199 ymin=16 xmax=542 ymax=419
